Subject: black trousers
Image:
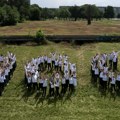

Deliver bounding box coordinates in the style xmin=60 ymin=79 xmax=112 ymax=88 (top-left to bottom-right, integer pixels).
xmin=103 ymin=81 xmax=107 ymax=90
xmin=33 ymin=82 xmax=38 ymax=90
xmin=111 ymin=84 xmax=115 ymax=91
xmin=65 ymin=79 xmax=69 ymax=90
xmin=56 ymin=87 xmax=60 ymax=96
xmin=52 ymin=61 xmax=55 ymax=68
xmin=49 ymin=87 xmax=54 ymax=96
xmin=61 ymin=84 xmax=66 ymax=94
xmin=55 ymin=65 xmax=58 ymax=71
xmin=113 ymin=62 xmax=117 ymax=71
xmin=0 ymin=83 xmax=4 ymax=96
xmin=109 ymin=60 xmax=112 ymax=68
xmin=39 ymin=83 xmax=43 ymax=91
xmin=43 ymin=87 xmax=47 ymax=96
xmin=116 ymin=81 xmax=120 ymax=90
xmin=48 ymin=63 xmax=51 ymax=70
xmin=27 ymin=83 xmax=31 ymax=90
xmin=69 ymin=84 xmax=74 ymax=92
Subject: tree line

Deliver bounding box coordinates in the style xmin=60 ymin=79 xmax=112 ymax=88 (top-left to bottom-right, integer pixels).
xmin=0 ymin=0 xmax=119 ymax=26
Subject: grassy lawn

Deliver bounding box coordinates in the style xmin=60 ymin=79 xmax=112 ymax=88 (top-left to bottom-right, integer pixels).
xmin=0 ymin=20 xmax=120 ymax=36
xmin=0 ymin=42 xmax=120 ymax=120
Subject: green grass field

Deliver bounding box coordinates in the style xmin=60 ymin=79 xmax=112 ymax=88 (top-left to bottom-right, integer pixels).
xmin=0 ymin=20 xmax=120 ymax=36
xmin=0 ymin=42 xmax=120 ymax=120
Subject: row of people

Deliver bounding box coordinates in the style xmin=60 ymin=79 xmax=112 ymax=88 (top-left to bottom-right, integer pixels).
xmin=25 ymin=52 xmax=76 ymax=74
xmin=0 ymin=52 xmax=16 ymax=96
xmin=26 ymin=72 xmax=77 ymax=97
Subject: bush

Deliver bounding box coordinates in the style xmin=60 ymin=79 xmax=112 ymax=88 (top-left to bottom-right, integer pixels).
xmin=35 ymin=30 xmax=46 ymax=44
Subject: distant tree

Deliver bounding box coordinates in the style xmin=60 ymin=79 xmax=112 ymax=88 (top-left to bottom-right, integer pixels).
xmin=41 ymin=8 xmax=50 ymax=20
xmin=69 ymin=5 xmax=80 ymax=21
xmin=104 ymin=6 xmax=115 ymax=19
xmin=82 ymin=4 xmax=100 ymax=25
xmin=58 ymin=8 xmax=71 ymax=19
xmin=29 ymin=4 xmax=42 ymax=20
xmin=0 ymin=5 xmax=20 ymax=26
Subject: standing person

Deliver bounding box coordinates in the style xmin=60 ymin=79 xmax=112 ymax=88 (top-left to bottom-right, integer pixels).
xmin=61 ymin=76 xmax=66 ymax=95
xmin=110 ymin=75 xmax=116 ymax=92
xmin=44 ymin=55 xmax=48 ymax=68
xmin=0 ymin=73 xmax=5 ymax=96
xmin=99 ymin=70 xmax=103 ymax=87
xmin=52 ymin=53 xmax=56 ymax=68
xmin=108 ymin=53 xmax=113 ymax=69
xmin=38 ymin=76 xmax=43 ymax=92
xmin=102 ymin=73 xmax=108 ymax=91
xmin=94 ymin=65 xmax=99 ymax=84
xmin=27 ymin=73 xmax=32 ymax=90
xmin=55 ymin=78 xmax=60 ymax=97
xmin=32 ymin=72 xmax=38 ymax=91
xmin=64 ymin=70 xmax=69 ymax=92
xmin=55 ymin=59 xmax=59 ymax=71
xmin=47 ymin=57 xmax=51 ymax=71
xmin=49 ymin=80 xmax=54 ymax=97
xmin=58 ymin=60 xmax=62 ymax=72
xmin=69 ymin=75 xmax=74 ymax=93
xmin=42 ymin=77 xmax=47 ymax=97
xmin=116 ymin=73 xmax=120 ymax=90
xmin=113 ymin=55 xmax=117 ymax=71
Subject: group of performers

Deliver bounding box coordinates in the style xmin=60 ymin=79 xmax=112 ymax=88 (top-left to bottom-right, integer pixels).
xmin=0 ymin=52 xmax=16 ymax=96
xmin=24 ymin=52 xmax=77 ymax=97
xmin=91 ymin=51 xmax=120 ymax=92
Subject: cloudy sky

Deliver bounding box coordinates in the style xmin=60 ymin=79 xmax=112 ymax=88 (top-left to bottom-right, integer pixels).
xmin=31 ymin=0 xmax=120 ymax=8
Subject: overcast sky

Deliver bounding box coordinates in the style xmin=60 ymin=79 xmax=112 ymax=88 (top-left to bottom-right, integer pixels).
xmin=31 ymin=0 xmax=120 ymax=8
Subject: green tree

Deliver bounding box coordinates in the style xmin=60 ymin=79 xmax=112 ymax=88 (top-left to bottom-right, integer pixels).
xmin=104 ymin=6 xmax=115 ymax=19
xmin=29 ymin=4 xmax=42 ymax=20
xmin=69 ymin=5 xmax=80 ymax=21
xmin=58 ymin=8 xmax=71 ymax=19
xmin=0 ymin=5 xmax=20 ymax=26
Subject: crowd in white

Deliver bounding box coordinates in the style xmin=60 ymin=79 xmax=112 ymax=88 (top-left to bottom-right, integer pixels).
xmin=24 ymin=52 xmax=77 ymax=97
xmin=0 ymin=52 xmax=16 ymax=96
xmin=91 ymin=51 xmax=120 ymax=92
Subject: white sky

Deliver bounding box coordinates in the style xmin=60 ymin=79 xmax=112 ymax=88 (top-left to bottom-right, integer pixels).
xmin=31 ymin=0 xmax=120 ymax=8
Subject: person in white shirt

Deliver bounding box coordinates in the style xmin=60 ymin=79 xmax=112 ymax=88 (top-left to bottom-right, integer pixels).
xmin=47 ymin=57 xmax=51 ymax=71
xmin=99 ymin=70 xmax=103 ymax=87
xmin=69 ymin=75 xmax=74 ymax=93
xmin=49 ymin=75 xmax=54 ymax=97
xmin=58 ymin=60 xmax=62 ymax=71
xmin=55 ymin=59 xmax=59 ymax=71
xmin=27 ymin=73 xmax=32 ymax=90
xmin=42 ymin=77 xmax=47 ymax=97
xmin=55 ymin=78 xmax=60 ymax=96
xmin=51 ymin=52 xmax=56 ymax=68
xmin=102 ymin=73 xmax=108 ymax=91
xmin=61 ymin=76 xmax=66 ymax=95
xmin=116 ymin=73 xmax=120 ymax=90
xmin=32 ymin=73 xmax=38 ymax=90
xmin=64 ymin=70 xmax=69 ymax=91
xmin=94 ymin=65 xmax=99 ymax=84
xmin=113 ymin=55 xmax=117 ymax=71
xmin=38 ymin=76 xmax=43 ymax=91
xmin=0 ymin=73 xmax=5 ymax=96
xmin=110 ymin=75 xmax=116 ymax=92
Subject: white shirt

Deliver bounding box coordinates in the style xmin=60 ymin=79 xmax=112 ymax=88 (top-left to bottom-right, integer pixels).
xmin=62 ymin=78 xmax=66 ymax=84
xmin=117 ymin=75 xmax=120 ymax=81
xmin=111 ymin=77 xmax=116 ymax=84
xmin=0 ymin=75 xmax=5 ymax=83
xmin=102 ymin=74 xmax=108 ymax=81
xmin=94 ymin=68 xmax=99 ymax=75
xmin=43 ymin=79 xmax=47 ymax=87
xmin=32 ymin=74 xmax=37 ymax=83
xmin=69 ymin=77 xmax=74 ymax=84
xmin=27 ymin=77 xmax=31 ymax=83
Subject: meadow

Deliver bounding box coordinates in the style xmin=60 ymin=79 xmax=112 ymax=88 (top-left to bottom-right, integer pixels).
xmin=0 ymin=42 xmax=120 ymax=120
xmin=0 ymin=20 xmax=120 ymax=36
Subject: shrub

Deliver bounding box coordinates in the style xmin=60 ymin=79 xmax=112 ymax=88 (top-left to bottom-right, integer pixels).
xmin=35 ymin=30 xmax=46 ymax=44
